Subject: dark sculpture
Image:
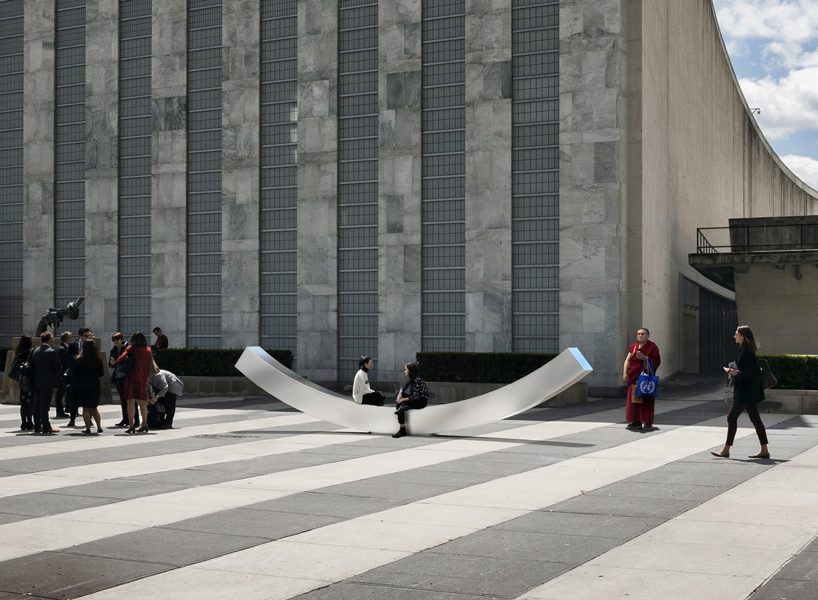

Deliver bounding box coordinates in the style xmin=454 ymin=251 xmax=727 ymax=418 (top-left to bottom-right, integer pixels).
xmin=35 ymin=297 xmax=84 ymax=336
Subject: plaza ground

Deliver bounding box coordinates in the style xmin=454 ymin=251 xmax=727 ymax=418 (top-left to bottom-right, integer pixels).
xmin=0 ymin=382 xmax=817 ymax=600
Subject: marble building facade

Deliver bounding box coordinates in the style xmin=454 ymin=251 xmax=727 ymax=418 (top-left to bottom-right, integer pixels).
xmin=1 ymin=0 xmax=816 ymax=389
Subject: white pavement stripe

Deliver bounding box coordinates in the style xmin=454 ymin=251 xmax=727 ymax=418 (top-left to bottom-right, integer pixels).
xmin=71 ymin=411 xmax=786 ymax=600
xmin=0 ymin=417 xmax=621 ymax=563
xmin=0 ymin=400 xmax=705 ymax=497
xmin=0 ymin=412 xmax=320 ymax=462
xmin=515 ymin=436 xmax=818 ymax=600
xmin=0 ymin=431 xmax=378 ymax=498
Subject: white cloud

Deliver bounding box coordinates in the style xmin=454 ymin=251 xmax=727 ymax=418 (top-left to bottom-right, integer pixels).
xmin=739 ymin=67 xmax=818 ymax=139
xmin=714 ymin=0 xmax=818 ymax=46
xmin=781 ymin=154 xmax=818 ymax=191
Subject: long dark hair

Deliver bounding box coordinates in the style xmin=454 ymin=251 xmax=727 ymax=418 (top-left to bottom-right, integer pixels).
xmin=15 ymin=336 xmax=32 ymax=356
xmin=77 ymin=340 xmax=102 ymax=366
xmin=737 ymin=325 xmax=758 ymax=352
xmin=130 ymin=331 xmax=148 ymax=347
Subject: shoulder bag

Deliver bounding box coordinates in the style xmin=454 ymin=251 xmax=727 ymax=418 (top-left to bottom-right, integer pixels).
xmin=636 ymin=359 xmax=659 ymax=398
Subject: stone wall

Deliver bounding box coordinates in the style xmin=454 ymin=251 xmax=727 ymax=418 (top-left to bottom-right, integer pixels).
xmin=221 ymin=0 xmax=261 ymax=348
xmin=85 ymin=0 xmax=119 ymax=336
xmin=151 ymin=2 xmax=187 ymax=346
xmin=22 ymin=0 xmax=56 ymax=331
xmin=296 ymin=0 xmax=339 ymax=381
xmin=558 ymin=0 xmax=632 ymax=390
xmin=735 ymin=265 xmax=818 ymax=355
xmin=464 ymin=0 xmax=512 ymax=353
xmin=376 ymin=0 xmax=422 ymax=383
xmin=639 ymin=0 xmax=818 ymax=383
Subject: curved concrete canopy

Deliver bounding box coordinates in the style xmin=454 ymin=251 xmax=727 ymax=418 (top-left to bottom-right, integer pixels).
xmin=236 ymin=347 xmax=593 ymax=435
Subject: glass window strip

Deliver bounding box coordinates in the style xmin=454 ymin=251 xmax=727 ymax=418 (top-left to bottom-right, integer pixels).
xmin=118 ymin=0 xmax=152 ymax=336
xmin=511 ymin=0 xmax=559 ymax=353
xmin=336 ymin=0 xmax=379 ymax=383
xmin=421 ymin=0 xmax=465 ymax=352
xmin=259 ymin=0 xmax=298 ymax=355
xmin=53 ymin=0 xmax=86 ymax=323
xmin=0 ymin=0 xmax=23 ymax=345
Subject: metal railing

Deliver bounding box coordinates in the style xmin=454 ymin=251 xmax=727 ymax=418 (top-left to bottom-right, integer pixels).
xmin=696 ymin=223 xmax=818 ymax=254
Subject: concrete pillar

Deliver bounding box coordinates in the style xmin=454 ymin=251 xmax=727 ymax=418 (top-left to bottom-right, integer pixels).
xmin=151 ymin=2 xmax=187 ymax=347
xmin=221 ymin=0 xmax=260 ymax=348
xmin=85 ymin=0 xmax=119 ymax=339
xmin=22 ymin=0 xmax=56 ymax=334
xmin=297 ymin=0 xmax=338 ymax=380
xmin=464 ymin=0 xmax=512 ymax=352
xmin=377 ymin=0 xmax=422 ymax=382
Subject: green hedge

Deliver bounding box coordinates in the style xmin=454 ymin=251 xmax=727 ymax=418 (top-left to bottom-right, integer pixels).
xmin=415 ymin=351 xmax=558 ymax=384
xmin=762 ymin=355 xmax=818 ymax=390
xmin=152 ymin=348 xmax=293 ymax=377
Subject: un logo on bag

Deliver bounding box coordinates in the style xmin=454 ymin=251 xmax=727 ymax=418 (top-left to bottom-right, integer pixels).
xmin=638 ymin=379 xmax=656 ymax=396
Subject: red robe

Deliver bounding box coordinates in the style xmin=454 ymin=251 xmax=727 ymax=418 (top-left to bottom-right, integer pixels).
xmin=625 ymin=340 xmax=661 ymax=425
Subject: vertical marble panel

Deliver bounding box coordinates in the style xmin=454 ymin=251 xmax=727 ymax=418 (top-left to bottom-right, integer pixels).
xmin=22 ymin=0 xmax=56 ymax=333
xmin=221 ymin=0 xmax=260 ymax=348
xmin=465 ymin=0 xmax=512 ymax=352
xmin=378 ymin=0 xmax=422 ymax=382
xmin=151 ymin=1 xmax=187 ymax=346
xmin=85 ymin=0 xmax=119 ymax=338
xmin=297 ymin=0 xmax=338 ymax=381
xmin=559 ymin=0 xmax=630 ymax=387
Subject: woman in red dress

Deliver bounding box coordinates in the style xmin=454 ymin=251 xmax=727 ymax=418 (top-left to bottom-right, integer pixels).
xmin=622 ymin=327 xmax=661 ymax=431
xmin=117 ymin=331 xmax=153 ymax=433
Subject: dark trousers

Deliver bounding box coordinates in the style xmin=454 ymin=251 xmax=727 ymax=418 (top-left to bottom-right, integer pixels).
xmin=54 ymin=384 xmax=68 ymax=415
xmin=396 ymin=399 xmax=427 ymax=425
xmin=362 ymin=391 xmax=384 ymax=406
xmin=147 ymin=393 xmax=177 ymax=428
xmin=33 ymin=387 xmax=54 ymax=430
xmin=726 ymin=401 xmax=768 ymax=445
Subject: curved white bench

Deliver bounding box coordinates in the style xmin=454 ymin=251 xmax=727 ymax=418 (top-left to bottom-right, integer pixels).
xmin=235 ymin=347 xmax=593 ymax=435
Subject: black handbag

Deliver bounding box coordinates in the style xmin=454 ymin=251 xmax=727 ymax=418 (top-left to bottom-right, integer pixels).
xmin=759 ymin=358 xmax=777 ymax=389
xmin=114 ymin=352 xmax=135 ymax=380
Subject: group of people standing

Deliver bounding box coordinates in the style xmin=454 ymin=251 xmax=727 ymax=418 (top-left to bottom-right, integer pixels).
xmin=623 ymin=325 xmax=770 ymax=459
xmin=8 ymin=327 xmax=180 ymax=435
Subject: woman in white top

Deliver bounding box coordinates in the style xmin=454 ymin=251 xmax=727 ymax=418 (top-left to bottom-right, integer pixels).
xmin=352 ymin=356 xmax=385 ymax=406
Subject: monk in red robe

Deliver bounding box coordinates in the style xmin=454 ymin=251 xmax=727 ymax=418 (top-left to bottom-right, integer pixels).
xmin=622 ymin=327 xmax=661 ymax=431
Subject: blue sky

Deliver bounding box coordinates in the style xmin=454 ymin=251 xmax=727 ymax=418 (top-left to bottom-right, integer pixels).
xmin=713 ymin=0 xmax=818 ymax=190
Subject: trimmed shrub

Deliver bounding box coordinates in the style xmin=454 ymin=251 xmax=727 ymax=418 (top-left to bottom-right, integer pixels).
xmin=415 ymin=351 xmax=558 ymax=384
xmin=152 ymin=348 xmax=293 ymax=377
xmin=762 ymin=354 xmax=818 ymax=390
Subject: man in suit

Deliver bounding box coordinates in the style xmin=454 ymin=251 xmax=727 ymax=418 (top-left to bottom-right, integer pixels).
xmin=54 ymin=331 xmax=72 ymax=418
xmin=30 ymin=332 xmax=64 ymax=434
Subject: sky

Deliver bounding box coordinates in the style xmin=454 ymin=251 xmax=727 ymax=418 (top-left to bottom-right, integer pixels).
xmin=713 ymin=0 xmax=818 ymax=191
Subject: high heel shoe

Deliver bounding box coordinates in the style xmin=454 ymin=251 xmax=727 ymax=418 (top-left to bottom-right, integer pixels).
xmin=126 ymin=424 xmax=136 ymax=434
xmin=137 ymin=425 xmax=148 ymax=433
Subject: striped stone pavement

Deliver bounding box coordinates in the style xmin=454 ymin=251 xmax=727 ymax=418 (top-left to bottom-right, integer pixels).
xmin=0 ymin=387 xmax=816 ymax=600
